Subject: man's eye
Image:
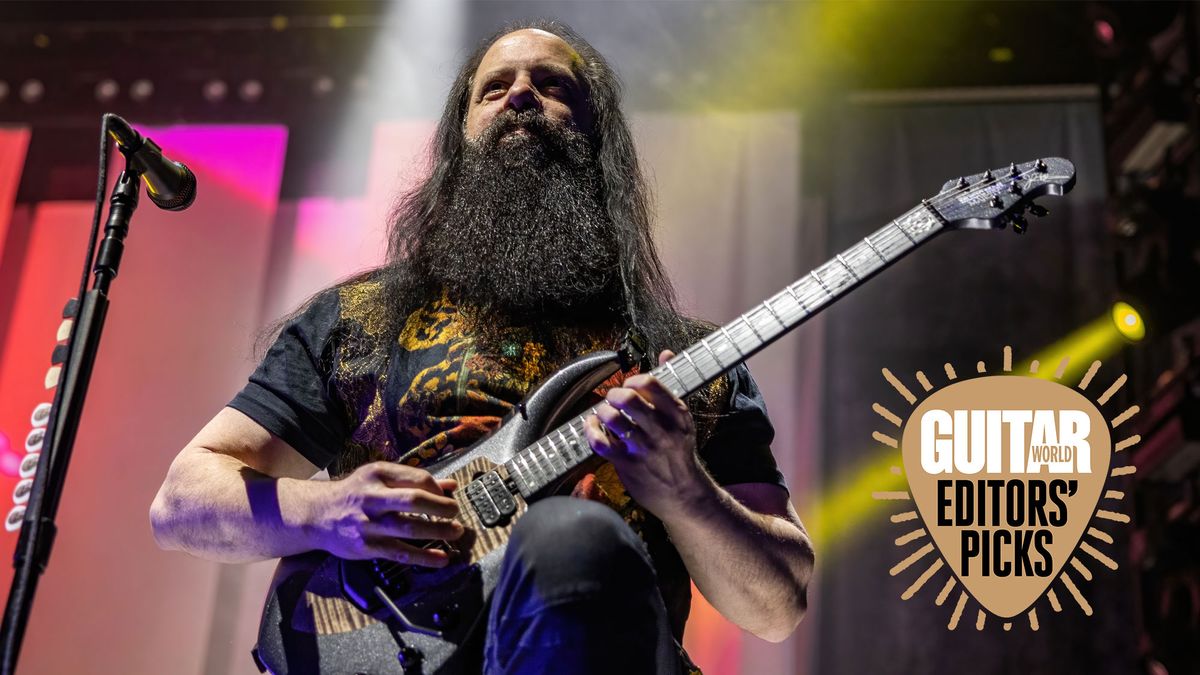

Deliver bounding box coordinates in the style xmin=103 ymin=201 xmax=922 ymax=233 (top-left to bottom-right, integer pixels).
xmin=484 ymin=81 xmax=505 ymax=93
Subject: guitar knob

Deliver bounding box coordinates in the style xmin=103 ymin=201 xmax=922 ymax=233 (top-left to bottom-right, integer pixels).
xmin=1011 ymin=215 xmax=1028 ymax=234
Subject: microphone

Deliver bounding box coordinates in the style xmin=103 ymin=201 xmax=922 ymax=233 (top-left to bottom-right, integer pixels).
xmin=104 ymin=114 xmax=197 ymax=211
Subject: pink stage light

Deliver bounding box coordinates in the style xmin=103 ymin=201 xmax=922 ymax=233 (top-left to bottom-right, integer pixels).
xmin=0 ymin=431 xmax=18 ymax=478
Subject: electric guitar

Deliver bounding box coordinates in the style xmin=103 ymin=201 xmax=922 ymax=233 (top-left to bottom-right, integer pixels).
xmin=254 ymin=159 xmax=1077 ymax=674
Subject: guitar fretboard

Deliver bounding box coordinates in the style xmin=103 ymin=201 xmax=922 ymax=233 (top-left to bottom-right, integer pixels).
xmin=503 ymin=203 xmax=945 ymax=497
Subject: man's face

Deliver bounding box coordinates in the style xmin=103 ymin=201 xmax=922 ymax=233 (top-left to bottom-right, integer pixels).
xmin=464 ymin=29 xmax=592 ymax=142
xmin=413 ymin=27 xmax=617 ymax=332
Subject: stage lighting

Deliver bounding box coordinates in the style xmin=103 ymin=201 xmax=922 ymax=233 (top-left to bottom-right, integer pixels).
xmin=19 ymin=80 xmax=43 ymax=104
xmin=1114 ymin=188 xmax=1200 ymax=340
xmin=271 ymin=15 xmax=288 ymax=31
xmin=988 ymin=47 xmax=1014 ymax=63
xmin=130 ymin=79 xmax=154 ymax=102
xmin=239 ymin=80 xmax=263 ymax=102
xmin=94 ymin=79 xmax=119 ymax=103
xmin=1089 ymin=1 xmax=1181 ymax=60
xmin=202 ymin=79 xmax=228 ymax=102
xmin=312 ymin=76 xmax=335 ymax=97
xmin=1112 ymin=301 xmax=1147 ymax=342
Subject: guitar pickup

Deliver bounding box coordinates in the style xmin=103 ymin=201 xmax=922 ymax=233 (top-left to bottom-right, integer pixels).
xmin=464 ymin=470 xmax=516 ymax=528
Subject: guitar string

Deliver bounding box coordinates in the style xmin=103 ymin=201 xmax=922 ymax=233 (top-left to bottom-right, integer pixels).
xmin=374 ymin=205 xmax=926 ymax=582
xmin=507 ymin=170 xmax=1046 ymax=494
xmin=501 ymin=166 xmax=1056 ymax=494
xmin=373 ymin=169 xmax=1052 ymax=582
xmin=375 ymin=205 xmax=933 ymax=582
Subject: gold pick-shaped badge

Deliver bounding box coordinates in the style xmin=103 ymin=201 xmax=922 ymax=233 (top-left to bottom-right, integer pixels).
xmin=874 ymin=347 xmax=1135 ymax=631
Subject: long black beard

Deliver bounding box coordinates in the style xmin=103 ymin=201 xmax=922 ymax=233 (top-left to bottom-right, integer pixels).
xmin=412 ymin=110 xmax=622 ymax=335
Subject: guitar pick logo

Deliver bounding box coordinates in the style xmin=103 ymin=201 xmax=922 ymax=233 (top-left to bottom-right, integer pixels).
xmin=872 ymin=347 xmax=1136 ymax=630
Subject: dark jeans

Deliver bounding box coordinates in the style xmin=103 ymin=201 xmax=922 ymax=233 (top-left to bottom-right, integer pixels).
xmin=484 ymin=496 xmax=683 ymax=675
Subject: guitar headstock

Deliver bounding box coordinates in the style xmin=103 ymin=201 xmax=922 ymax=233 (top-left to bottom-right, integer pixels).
xmin=932 ymin=158 xmax=1075 ymax=234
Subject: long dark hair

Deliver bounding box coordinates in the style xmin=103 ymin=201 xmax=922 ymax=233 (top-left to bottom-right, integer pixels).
xmin=266 ymin=19 xmax=708 ymax=365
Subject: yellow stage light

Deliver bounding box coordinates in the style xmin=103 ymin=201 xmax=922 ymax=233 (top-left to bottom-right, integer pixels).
xmin=1112 ymin=301 xmax=1146 ymax=342
xmin=988 ymin=47 xmax=1014 ymax=63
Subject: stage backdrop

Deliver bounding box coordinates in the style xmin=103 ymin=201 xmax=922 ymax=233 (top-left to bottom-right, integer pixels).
xmin=0 ymin=112 xmax=814 ymax=675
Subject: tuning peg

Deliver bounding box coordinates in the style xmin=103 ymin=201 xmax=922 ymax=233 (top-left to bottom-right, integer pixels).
xmin=956 ymin=176 xmax=968 ymax=189
xmin=1011 ymin=215 xmax=1028 ymax=234
xmin=1028 ymin=204 xmax=1049 ymax=217
xmin=982 ymin=170 xmax=993 ymax=182
xmin=1009 ymin=162 xmax=1019 ymax=177
xmin=1009 ymin=182 xmax=1022 ymax=194
xmin=989 ymin=195 xmax=1003 ymax=209
xmin=1035 ymin=159 xmax=1047 ymax=172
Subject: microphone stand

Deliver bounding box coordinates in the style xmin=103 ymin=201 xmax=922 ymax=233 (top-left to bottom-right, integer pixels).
xmin=0 ymin=132 xmax=142 ymax=674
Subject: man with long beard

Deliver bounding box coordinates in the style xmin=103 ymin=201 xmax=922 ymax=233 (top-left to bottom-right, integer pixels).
xmin=151 ymin=20 xmax=813 ymax=674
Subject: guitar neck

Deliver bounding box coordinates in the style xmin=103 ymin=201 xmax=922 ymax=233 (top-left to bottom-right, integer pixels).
xmin=504 ymin=202 xmax=946 ymax=497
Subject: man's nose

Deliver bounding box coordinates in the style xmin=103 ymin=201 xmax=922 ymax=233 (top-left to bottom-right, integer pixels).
xmin=505 ymin=75 xmax=540 ymax=113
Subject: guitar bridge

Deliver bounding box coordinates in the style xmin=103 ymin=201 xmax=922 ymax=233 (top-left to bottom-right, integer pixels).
xmin=464 ymin=470 xmax=516 ymax=527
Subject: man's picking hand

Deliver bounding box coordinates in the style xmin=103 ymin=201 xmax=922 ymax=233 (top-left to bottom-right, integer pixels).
xmin=584 ymin=350 xmax=713 ymax=519
xmin=315 ymin=461 xmax=463 ymax=567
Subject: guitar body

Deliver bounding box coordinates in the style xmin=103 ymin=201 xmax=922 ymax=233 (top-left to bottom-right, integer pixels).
xmin=254 ymin=350 xmax=623 ymax=675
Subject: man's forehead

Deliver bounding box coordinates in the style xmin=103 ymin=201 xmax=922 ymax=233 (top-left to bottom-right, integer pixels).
xmin=475 ymin=29 xmax=583 ymax=77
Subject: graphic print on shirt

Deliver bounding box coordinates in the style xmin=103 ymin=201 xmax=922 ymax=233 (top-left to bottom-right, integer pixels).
xmin=328 ymin=280 xmax=729 ymax=534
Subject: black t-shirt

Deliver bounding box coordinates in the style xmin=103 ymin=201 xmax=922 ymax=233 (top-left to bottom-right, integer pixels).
xmin=229 ymin=279 xmax=787 ymax=642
